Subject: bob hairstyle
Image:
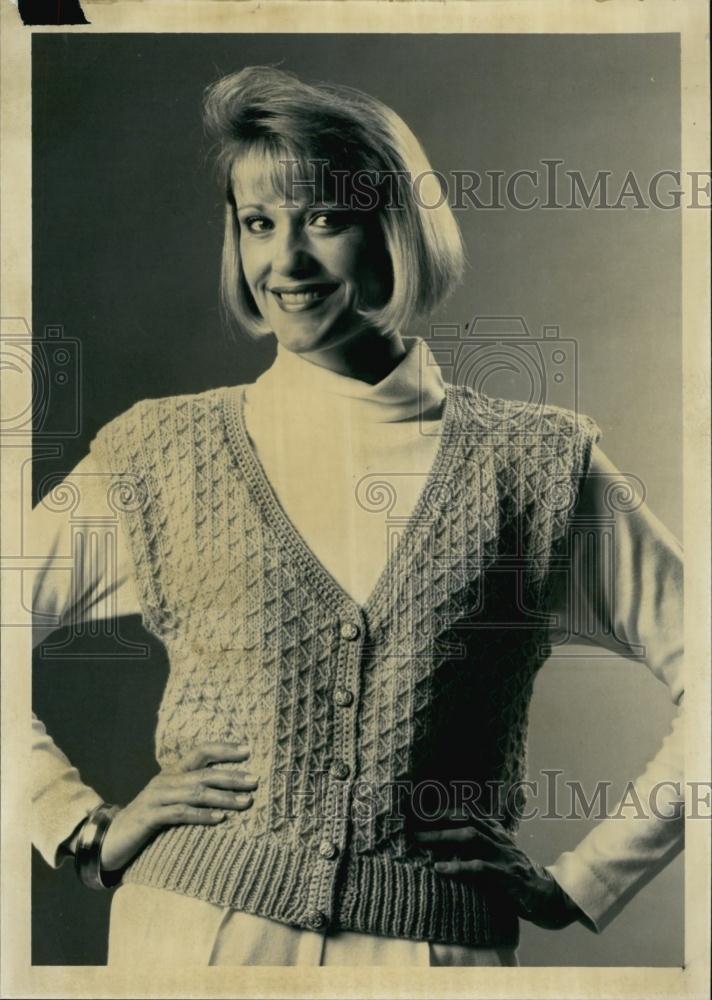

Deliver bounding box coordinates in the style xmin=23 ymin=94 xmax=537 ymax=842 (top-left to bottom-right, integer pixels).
xmin=202 ymin=65 xmax=467 ymax=339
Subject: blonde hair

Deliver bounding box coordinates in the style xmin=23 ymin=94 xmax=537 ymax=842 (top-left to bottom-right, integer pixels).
xmin=202 ymin=66 xmax=466 ymax=338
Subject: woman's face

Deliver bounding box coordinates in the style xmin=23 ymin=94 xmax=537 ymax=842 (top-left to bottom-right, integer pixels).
xmin=232 ymin=158 xmax=391 ymax=357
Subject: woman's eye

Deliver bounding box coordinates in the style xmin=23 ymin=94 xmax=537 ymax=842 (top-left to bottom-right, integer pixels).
xmin=310 ymin=212 xmax=354 ymax=230
xmin=242 ymin=216 xmax=273 ymax=234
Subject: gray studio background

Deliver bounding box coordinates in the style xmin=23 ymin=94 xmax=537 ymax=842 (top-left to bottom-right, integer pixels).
xmin=32 ymin=33 xmax=682 ymax=966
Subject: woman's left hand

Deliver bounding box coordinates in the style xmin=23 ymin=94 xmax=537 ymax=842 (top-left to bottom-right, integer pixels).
xmin=414 ymin=812 xmax=584 ymax=930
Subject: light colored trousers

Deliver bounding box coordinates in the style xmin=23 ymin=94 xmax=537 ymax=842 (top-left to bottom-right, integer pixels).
xmin=108 ymin=885 xmax=519 ymax=967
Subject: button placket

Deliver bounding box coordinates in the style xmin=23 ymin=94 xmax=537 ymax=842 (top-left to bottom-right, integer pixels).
xmin=305 ymin=610 xmax=365 ymax=928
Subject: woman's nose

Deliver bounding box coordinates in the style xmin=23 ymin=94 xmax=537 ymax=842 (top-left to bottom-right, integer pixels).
xmin=271 ymin=225 xmax=313 ymax=275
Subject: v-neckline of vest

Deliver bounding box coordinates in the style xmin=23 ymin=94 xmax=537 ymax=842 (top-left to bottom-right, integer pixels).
xmin=222 ymin=380 xmax=462 ymax=627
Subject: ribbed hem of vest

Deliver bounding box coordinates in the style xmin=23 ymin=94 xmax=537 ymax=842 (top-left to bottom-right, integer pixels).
xmin=120 ymin=825 xmax=520 ymax=948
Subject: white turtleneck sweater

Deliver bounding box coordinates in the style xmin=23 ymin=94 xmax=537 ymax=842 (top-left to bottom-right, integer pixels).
xmin=241 ymin=336 xmax=448 ymax=608
xmin=29 ymin=336 xmax=684 ymax=966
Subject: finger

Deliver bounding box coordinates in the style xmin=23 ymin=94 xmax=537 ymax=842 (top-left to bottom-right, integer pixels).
xmin=415 ymin=826 xmax=479 ymax=845
xmin=187 ymin=768 xmax=259 ymax=792
xmin=184 ymin=787 xmax=256 ymax=811
xmin=154 ymin=769 xmax=258 ymax=801
xmin=447 ymin=806 xmax=515 ymax=835
xmin=449 ymin=809 xmax=518 ymax=849
xmin=156 ymin=778 xmax=255 ymax=810
xmin=176 ymin=742 xmax=251 ymax=773
xmin=434 ymin=859 xmax=520 ymax=892
xmin=156 ymin=800 xmax=252 ymax=827
xmin=415 ymin=825 xmax=505 ymax=854
xmin=416 ymin=829 xmax=508 ymax=863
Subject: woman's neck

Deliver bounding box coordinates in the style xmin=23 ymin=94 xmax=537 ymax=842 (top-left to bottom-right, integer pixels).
xmin=287 ymin=329 xmax=408 ymax=385
xmin=246 ymin=334 xmax=445 ymax=426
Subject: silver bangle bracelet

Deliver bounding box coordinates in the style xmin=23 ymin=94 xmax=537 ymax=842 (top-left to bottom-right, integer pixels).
xmin=73 ymin=802 xmax=121 ymax=890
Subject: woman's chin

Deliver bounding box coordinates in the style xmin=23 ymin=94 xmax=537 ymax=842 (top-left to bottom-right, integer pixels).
xmin=272 ymin=328 xmax=329 ymax=355
xmin=270 ymin=317 xmax=351 ymax=356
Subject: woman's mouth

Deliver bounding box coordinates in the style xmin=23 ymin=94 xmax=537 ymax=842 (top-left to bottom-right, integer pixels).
xmin=269 ymin=284 xmax=338 ymax=313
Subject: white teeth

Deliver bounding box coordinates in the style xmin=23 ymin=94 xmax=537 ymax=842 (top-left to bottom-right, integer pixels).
xmin=278 ymin=290 xmax=324 ymax=303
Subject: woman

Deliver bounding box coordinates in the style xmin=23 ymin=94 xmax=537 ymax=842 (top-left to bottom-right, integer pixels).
xmin=31 ymin=66 xmax=684 ymax=967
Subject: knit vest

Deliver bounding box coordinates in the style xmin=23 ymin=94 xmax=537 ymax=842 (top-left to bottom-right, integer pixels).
xmin=91 ymin=380 xmax=601 ymax=947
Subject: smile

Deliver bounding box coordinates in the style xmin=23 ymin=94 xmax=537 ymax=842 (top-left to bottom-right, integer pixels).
xmin=269 ymin=284 xmax=338 ymax=313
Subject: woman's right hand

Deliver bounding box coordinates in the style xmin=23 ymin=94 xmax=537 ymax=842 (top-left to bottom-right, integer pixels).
xmin=98 ymin=741 xmax=258 ymax=874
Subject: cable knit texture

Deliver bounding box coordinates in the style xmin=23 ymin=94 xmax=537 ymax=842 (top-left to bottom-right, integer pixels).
xmin=90 ymin=379 xmax=601 ymax=947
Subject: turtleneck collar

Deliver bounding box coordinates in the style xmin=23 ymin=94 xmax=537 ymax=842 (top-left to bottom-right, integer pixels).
xmin=246 ymin=336 xmax=445 ymax=424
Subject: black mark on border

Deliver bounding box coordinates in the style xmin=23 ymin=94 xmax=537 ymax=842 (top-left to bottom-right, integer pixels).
xmin=17 ymin=1 xmax=90 ymax=25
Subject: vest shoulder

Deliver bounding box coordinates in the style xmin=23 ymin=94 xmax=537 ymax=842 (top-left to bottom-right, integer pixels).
xmin=96 ymin=384 xmax=249 ymax=435
xmin=89 ymin=384 xmax=253 ymax=461
xmin=447 ymin=383 xmax=602 ymax=441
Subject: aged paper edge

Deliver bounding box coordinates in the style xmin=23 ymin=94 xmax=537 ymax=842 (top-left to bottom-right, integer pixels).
xmin=1 ymin=1 xmax=709 ymax=998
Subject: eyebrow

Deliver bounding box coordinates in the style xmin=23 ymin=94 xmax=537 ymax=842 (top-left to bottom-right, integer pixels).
xmin=235 ymin=199 xmax=354 ymax=214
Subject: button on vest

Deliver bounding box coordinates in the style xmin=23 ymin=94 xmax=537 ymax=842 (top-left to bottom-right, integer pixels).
xmin=333 ymin=687 xmax=354 ymax=707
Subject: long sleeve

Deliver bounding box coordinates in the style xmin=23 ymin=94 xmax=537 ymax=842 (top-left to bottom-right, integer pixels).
xmin=544 ymin=442 xmax=684 ymax=932
xmin=31 ymin=446 xmax=143 ymax=868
